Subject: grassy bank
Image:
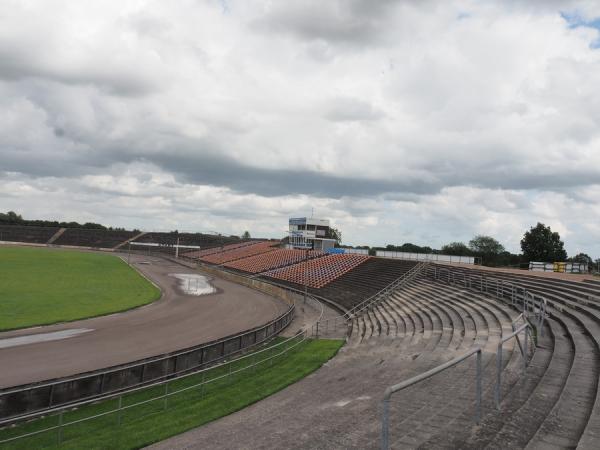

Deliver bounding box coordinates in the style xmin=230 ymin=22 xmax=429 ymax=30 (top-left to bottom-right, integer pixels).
xmin=0 ymin=246 xmax=160 ymax=330
xmin=0 ymin=338 xmax=343 ymax=449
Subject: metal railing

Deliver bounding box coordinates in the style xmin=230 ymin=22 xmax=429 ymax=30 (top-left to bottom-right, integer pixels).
xmin=381 ymin=346 xmax=483 ymax=450
xmin=494 ymin=322 xmax=532 ymax=409
xmin=0 ymin=329 xmax=310 ymax=446
xmin=312 ymin=262 xmax=428 ymax=337
xmin=0 ymin=286 xmax=329 ymax=447
xmin=0 ymin=301 xmax=295 ymax=422
xmin=346 ymin=262 xmax=427 ymax=319
xmin=430 ymin=266 xmax=547 ymax=336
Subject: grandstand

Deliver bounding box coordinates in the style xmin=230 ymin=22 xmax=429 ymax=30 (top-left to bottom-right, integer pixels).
xmin=0 ymin=225 xmax=59 ymax=244
xmin=53 ymin=228 xmax=138 ymax=248
xmin=223 ymin=249 xmax=324 ymax=274
xmin=200 ymin=241 xmax=278 ymax=265
xmin=0 ymin=224 xmax=242 ymax=253
xmin=316 ymin=258 xmax=418 ymax=310
xmin=133 ymin=231 xmax=238 ymax=248
xmin=147 ymin=260 xmax=600 ymax=449
xmin=265 ymin=253 xmax=370 ymax=289
xmin=183 ymin=241 xmax=255 ymax=260
xmin=3 ymin=220 xmax=600 ymax=448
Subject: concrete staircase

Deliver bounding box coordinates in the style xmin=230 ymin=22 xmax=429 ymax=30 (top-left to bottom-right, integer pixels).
xmin=46 ymin=227 xmax=66 ymax=244
xmin=146 ymin=269 xmax=600 ymax=449
xmin=343 ymin=269 xmax=600 ymax=449
xmin=113 ymin=231 xmax=147 ymax=250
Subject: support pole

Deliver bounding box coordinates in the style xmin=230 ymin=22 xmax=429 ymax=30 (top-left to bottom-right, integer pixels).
xmin=495 ymin=344 xmax=502 ymax=409
xmin=476 ymin=350 xmax=482 ymax=423
xmin=381 ymin=399 xmax=390 ymax=450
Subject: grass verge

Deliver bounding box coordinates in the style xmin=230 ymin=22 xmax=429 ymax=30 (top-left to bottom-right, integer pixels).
xmin=0 ymin=338 xmax=343 ymax=450
xmin=0 ymin=247 xmax=160 ymax=330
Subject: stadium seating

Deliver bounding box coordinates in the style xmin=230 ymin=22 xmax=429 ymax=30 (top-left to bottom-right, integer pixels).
xmin=223 ymin=249 xmax=324 ymax=274
xmin=183 ymin=241 xmax=255 ymax=260
xmin=0 ymin=225 xmax=60 ymax=244
xmin=339 ymin=266 xmax=600 ymax=448
xmin=316 ymin=258 xmax=418 ymax=309
xmin=265 ymin=254 xmax=370 ymax=289
xmin=53 ymin=228 xmax=138 ymax=248
xmin=201 ymin=241 xmax=279 ymax=265
xmin=134 ymin=232 xmax=239 ymax=249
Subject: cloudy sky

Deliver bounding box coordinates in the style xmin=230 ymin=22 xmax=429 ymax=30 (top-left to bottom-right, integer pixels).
xmin=1 ymin=1 xmax=600 ymax=257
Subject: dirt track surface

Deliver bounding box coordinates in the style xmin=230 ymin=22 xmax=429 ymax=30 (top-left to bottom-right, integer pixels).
xmin=0 ymin=253 xmax=288 ymax=388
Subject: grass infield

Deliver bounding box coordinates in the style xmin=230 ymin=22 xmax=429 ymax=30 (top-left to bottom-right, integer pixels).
xmin=0 ymin=338 xmax=344 ymax=450
xmin=0 ymin=246 xmax=160 ymax=331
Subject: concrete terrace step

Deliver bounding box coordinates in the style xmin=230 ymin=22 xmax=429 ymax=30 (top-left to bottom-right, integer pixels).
xmin=525 ymin=306 xmax=600 ymax=448
xmin=427 ymin=270 xmax=600 ymax=449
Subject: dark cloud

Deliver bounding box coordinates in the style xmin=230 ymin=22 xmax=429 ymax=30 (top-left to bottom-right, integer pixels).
xmin=148 ymin=149 xmax=437 ymax=197
xmin=251 ymin=0 xmax=398 ymax=45
xmin=0 ymin=48 xmax=156 ymax=97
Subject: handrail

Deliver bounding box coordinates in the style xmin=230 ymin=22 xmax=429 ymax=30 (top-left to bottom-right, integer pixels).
xmin=308 ymin=262 xmax=427 ymax=338
xmin=494 ymin=322 xmax=531 ymax=409
xmin=0 ymin=258 xmax=299 ymax=424
xmin=0 ymin=291 xmax=327 ymax=444
xmin=430 ymin=266 xmax=547 ymax=336
xmin=347 ymin=262 xmax=426 ymax=318
xmin=0 ymin=279 xmax=328 ymax=444
xmin=0 ymin=303 xmax=294 ymax=398
xmin=0 ymin=329 xmax=310 ymax=445
xmin=381 ymin=346 xmax=483 ymax=450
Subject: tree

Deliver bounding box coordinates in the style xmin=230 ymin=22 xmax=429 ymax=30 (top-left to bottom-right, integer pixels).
xmin=570 ymin=253 xmax=593 ymax=272
xmin=570 ymin=252 xmax=592 ymax=264
xmin=242 ymin=231 xmax=251 ymax=239
xmin=521 ymin=223 xmax=567 ymax=262
xmin=468 ymin=235 xmax=505 ymax=265
xmin=441 ymin=242 xmax=471 ymax=256
xmin=326 ymin=227 xmax=342 ymax=245
xmin=0 ymin=211 xmax=23 ymax=224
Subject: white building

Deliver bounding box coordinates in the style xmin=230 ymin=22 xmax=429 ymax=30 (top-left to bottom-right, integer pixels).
xmin=288 ymin=217 xmax=336 ymax=251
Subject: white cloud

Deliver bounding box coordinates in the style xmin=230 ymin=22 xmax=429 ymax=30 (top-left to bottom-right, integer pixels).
xmin=0 ymin=0 xmax=599 ymax=258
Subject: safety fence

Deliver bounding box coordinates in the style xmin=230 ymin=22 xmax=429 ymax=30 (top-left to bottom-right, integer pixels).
xmin=381 ymin=265 xmax=542 ymax=449
xmin=0 ymin=304 xmax=295 ymax=422
xmin=376 ymin=251 xmax=478 ymax=265
xmin=381 ymin=347 xmax=483 ymax=450
xmin=309 ymin=262 xmax=428 ymax=338
xmin=0 ymin=329 xmax=310 ymax=448
xmin=428 ymin=266 xmax=547 ymax=335
xmin=529 ymin=261 xmax=588 ymax=273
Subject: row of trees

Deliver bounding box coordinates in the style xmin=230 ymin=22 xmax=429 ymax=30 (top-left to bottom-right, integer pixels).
xmin=357 ymin=223 xmax=597 ymax=269
xmin=0 ymin=211 xmax=119 ymax=231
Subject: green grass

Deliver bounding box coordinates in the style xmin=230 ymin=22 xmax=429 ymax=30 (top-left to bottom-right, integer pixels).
xmin=0 ymin=247 xmax=160 ymax=331
xmin=0 ymin=338 xmax=343 ymax=450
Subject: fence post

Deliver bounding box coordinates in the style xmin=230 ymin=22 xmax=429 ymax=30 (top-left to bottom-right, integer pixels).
xmin=57 ymin=411 xmax=64 ymax=444
xmin=381 ymin=398 xmax=390 ymax=450
xmin=164 ymin=382 xmax=169 ymax=410
xmin=117 ymin=395 xmax=123 ymax=426
xmin=495 ymin=343 xmax=502 ymax=409
xmin=200 ymin=371 xmax=205 ymax=398
xmin=523 ymin=327 xmax=528 ymax=374
xmin=476 ymin=350 xmax=482 ymax=423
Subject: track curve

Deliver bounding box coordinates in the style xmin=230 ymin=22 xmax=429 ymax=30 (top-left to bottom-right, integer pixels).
xmin=0 ymin=252 xmax=289 ymax=388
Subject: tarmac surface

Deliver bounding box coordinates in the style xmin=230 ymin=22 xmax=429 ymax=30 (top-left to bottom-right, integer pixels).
xmin=0 ymin=252 xmax=288 ymax=388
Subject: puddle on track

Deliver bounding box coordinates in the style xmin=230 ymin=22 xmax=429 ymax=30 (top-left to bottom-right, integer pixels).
xmin=169 ymin=273 xmax=216 ymax=296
